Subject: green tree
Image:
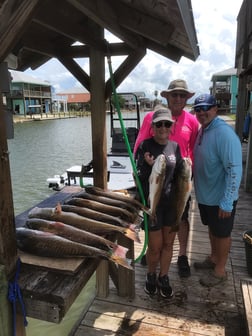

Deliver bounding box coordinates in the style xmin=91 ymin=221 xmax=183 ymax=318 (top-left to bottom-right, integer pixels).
xmin=111 ymin=95 xmax=125 ymax=109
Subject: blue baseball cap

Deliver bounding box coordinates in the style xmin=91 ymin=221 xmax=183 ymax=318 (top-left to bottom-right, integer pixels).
xmin=193 ymin=94 xmax=217 ymax=108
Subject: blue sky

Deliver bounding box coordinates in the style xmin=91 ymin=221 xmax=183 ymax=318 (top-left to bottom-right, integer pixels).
xmin=25 ymin=0 xmax=243 ymax=103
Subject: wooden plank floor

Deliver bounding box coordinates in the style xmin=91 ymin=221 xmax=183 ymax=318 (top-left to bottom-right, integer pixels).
xmin=72 ymin=142 xmax=251 ymax=336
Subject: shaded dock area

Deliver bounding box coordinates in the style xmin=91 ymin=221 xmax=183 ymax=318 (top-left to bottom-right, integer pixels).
xmin=72 ymin=142 xmax=251 ymax=336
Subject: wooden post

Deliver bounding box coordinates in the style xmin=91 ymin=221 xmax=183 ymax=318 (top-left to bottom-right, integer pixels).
xmin=117 ymin=235 xmax=135 ymax=299
xmin=89 ymin=24 xmax=110 ymax=297
xmin=0 ymin=265 xmax=12 ymax=336
xmin=89 ymin=30 xmax=107 ymax=189
xmin=0 ymin=86 xmax=26 ymax=335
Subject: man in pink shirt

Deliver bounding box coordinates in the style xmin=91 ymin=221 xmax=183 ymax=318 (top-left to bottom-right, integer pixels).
xmin=134 ymin=79 xmax=199 ymax=277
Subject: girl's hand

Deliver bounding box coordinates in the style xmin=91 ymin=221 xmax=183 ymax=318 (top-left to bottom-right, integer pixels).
xmin=144 ymin=152 xmax=155 ymax=166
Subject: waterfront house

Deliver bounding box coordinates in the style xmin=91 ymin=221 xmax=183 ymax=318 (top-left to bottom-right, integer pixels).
xmin=56 ymin=87 xmax=90 ymax=111
xmin=7 ymin=70 xmax=52 ymax=116
xmin=210 ymin=68 xmax=238 ymax=114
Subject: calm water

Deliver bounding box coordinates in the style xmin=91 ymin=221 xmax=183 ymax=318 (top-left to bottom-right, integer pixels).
xmin=8 ymin=116 xmax=107 ymax=215
xmin=7 ymin=113 xmax=144 ymax=335
xmin=8 ymin=111 xmax=143 ymax=215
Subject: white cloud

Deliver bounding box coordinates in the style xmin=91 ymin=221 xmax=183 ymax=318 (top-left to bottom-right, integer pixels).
xmin=25 ymin=0 xmax=244 ymax=101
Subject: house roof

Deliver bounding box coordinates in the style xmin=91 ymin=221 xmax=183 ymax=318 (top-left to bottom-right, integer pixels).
xmin=10 ymin=69 xmax=51 ymax=86
xmin=211 ymin=68 xmax=237 ymax=81
xmin=57 ymin=87 xmax=89 ymax=94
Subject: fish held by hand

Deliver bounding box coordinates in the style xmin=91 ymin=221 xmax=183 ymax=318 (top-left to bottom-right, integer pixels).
xmin=148 ymin=154 xmax=166 ymax=224
xmin=170 ymin=157 xmax=192 ymax=232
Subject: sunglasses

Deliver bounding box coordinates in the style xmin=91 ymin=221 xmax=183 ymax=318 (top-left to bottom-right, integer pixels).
xmin=194 ymin=105 xmax=214 ymax=113
xmin=170 ymin=92 xmax=187 ymax=98
xmin=154 ymin=121 xmax=173 ymax=128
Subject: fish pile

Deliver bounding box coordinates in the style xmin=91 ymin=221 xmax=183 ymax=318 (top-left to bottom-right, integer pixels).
xmin=16 ymin=186 xmax=150 ymax=270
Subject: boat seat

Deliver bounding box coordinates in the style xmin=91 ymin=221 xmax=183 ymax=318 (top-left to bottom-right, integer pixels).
xmin=111 ymin=127 xmax=138 ymax=153
xmin=67 ymin=161 xmax=110 ymax=186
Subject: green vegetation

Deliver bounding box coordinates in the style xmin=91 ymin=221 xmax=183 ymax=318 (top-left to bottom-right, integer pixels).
xmin=228 ymin=113 xmax=236 ymax=120
xmin=111 ymin=95 xmax=125 ymax=108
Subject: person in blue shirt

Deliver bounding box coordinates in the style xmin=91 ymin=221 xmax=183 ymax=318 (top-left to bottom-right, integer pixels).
xmin=192 ymin=94 xmax=242 ymax=287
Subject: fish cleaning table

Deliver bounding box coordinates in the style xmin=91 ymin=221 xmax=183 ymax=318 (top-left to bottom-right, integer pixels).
xmin=15 ymin=186 xmax=135 ymax=323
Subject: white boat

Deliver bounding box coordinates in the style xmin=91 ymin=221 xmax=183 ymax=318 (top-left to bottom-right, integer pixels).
xmin=47 ymin=93 xmax=140 ymax=191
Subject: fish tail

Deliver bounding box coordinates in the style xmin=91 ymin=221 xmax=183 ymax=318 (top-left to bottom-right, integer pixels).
xmin=148 ymin=214 xmax=157 ymax=228
xmin=112 ymin=245 xmax=129 ymax=259
xmin=129 ymin=224 xmax=137 ymax=232
xmin=143 ymin=206 xmax=152 ymax=216
xmin=124 ymin=228 xmax=141 ymax=243
xmin=110 ymin=255 xmax=133 ymax=270
xmin=134 ymin=216 xmax=143 ymax=226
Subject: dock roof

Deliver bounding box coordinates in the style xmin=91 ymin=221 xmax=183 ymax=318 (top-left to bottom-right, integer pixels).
xmin=0 ymin=0 xmax=199 ymax=71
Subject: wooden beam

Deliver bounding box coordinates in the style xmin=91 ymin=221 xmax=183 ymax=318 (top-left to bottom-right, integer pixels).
xmin=89 ymin=40 xmax=107 ymax=189
xmin=244 ymin=131 xmax=252 ymax=192
xmin=64 ymin=43 xmax=133 ymax=58
xmin=0 ymin=76 xmax=25 ymax=332
xmin=22 ymin=40 xmax=133 ymax=60
xmin=0 ymin=92 xmax=17 ymax=276
xmin=0 ymin=265 xmax=12 ymax=336
xmin=119 ymin=6 xmax=174 ymax=46
xmin=146 ymin=40 xmax=183 ymax=62
xmin=117 ymin=234 xmax=135 ymax=298
xmin=33 ymin=0 xmax=106 ymax=51
xmin=0 ymin=0 xmax=44 ymax=63
xmin=88 ymin=24 xmax=110 ymax=297
xmin=66 ymin=0 xmax=145 ymax=49
xmin=57 ymin=56 xmax=90 ymax=92
xmin=105 ymin=48 xmax=146 ymax=99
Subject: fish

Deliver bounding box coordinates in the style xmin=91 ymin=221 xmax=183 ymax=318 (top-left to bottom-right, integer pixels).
xmin=26 ymin=218 xmax=128 ymax=258
xmin=61 ymin=203 xmax=136 ymax=231
xmin=85 ymin=186 xmax=151 ymax=216
xmin=66 ymin=196 xmax=139 ymax=224
xmin=28 ymin=203 xmax=141 ymax=243
xmin=74 ymin=191 xmax=140 ymax=216
xmin=170 ymin=157 xmax=192 ymax=232
xmin=148 ymin=154 xmax=166 ymax=223
xmin=16 ymin=227 xmax=133 ymax=269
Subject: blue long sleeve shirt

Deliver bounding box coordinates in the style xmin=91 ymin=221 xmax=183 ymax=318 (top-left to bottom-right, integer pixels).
xmin=193 ymin=117 xmax=242 ymax=212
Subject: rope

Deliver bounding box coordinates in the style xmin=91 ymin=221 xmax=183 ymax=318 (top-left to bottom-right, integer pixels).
xmin=106 ymin=52 xmax=148 ymax=263
xmin=8 ymin=257 xmax=28 ymax=335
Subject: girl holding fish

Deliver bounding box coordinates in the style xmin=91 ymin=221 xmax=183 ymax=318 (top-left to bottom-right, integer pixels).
xmin=135 ymin=107 xmax=187 ymax=299
xmin=134 ymin=79 xmax=199 ymax=278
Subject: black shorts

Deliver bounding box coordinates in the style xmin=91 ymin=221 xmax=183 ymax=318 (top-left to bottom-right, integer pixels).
xmin=148 ymin=196 xmax=191 ymax=231
xmin=198 ymin=201 xmax=238 ymax=238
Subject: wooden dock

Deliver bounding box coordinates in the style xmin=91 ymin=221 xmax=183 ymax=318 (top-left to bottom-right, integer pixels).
xmin=71 ymin=142 xmax=251 ymax=336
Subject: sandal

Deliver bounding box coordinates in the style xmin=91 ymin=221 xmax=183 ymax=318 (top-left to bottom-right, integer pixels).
xmin=199 ymin=271 xmax=227 ymax=287
xmin=194 ymin=257 xmax=215 ymax=270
